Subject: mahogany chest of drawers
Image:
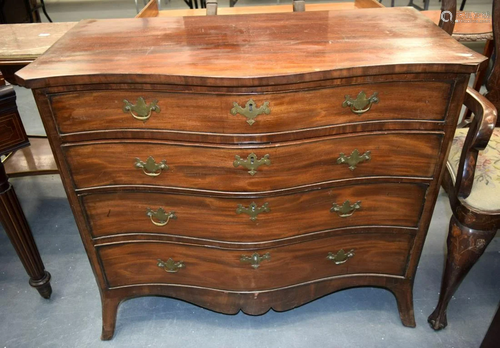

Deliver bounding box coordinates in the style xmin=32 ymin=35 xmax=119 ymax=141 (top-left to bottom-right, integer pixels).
xmin=15 ymin=8 xmax=486 ymax=340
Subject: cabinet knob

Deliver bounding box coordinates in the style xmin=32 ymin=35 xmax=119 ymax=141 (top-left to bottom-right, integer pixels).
xmin=342 ymin=91 xmax=379 ymax=115
xmin=146 ymin=207 xmax=177 ymax=227
xmin=330 ymin=200 xmax=361 ymax=218
xmin=230 ymin=99 xmax=270 ymax=125
xmin=135 ymin=156 xmax=168 ymax=177
xmin=337 ymin=149 xmax=371 ymax=171
xmin=157 ymin=258 xmax=184 ymax=273
xmin=327 ymin=249 xmax=355 ymax=265
xmin=123 ymin=97 xmax=160 ymax=122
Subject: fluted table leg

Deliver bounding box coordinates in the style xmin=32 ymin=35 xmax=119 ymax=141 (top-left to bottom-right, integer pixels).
xmin=0 ymin=162 xmax=52 ymax=299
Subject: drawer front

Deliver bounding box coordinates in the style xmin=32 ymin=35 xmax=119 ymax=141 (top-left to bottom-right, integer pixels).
xmin=83 ymin=183 xmax=426 ymax=240
xmin=66 ymin=133 xmax=441 ymax=191
xmin=0 ymin=111 xmax=29 ymax=154
xmin=98 ymin=233 xmax=412 ymax=290
xmin=51 ymin=81 xmax=451 ymax=135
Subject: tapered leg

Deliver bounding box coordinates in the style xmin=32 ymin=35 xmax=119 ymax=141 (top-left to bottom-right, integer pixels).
xmin=101 ymin=293 xmax=121 ymax=340
xmin=428 ymin=215 xmax=496 ymax=330
xmin=0 ymin=162 xmax=52 ymax=299
xmin=388 ymin=279 xmax=416 ymax=327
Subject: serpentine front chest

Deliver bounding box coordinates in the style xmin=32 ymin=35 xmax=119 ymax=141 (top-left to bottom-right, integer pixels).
xmin=15 ymin=7 xmax=486 ymax=340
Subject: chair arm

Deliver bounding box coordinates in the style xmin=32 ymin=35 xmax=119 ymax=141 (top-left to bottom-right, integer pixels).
xmin=455 ymin=87 xmax=497 ymax=198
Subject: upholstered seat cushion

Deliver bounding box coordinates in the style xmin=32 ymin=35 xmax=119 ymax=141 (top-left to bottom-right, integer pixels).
xmin=447 ymin=128 xmax=500 ymax=211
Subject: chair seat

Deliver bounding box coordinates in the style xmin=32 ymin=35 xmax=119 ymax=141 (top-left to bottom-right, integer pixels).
xmin=447 ymin=128 xmax=500 ymax=211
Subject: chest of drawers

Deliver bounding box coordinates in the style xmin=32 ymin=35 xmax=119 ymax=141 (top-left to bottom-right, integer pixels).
xmin=15 ymin=8 xmax=486 ymax=340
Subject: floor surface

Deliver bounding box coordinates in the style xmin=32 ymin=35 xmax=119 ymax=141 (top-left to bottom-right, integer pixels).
xmin=1 ymin=1 xmax=499 ymax=347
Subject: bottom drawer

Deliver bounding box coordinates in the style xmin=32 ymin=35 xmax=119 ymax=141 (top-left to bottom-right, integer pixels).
xmin=99 ymin=233 xmax=412 ymax=291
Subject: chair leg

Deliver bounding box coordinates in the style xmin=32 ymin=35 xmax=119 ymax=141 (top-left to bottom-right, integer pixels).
xmin=428 ymin=215 xmax=496 ymax=330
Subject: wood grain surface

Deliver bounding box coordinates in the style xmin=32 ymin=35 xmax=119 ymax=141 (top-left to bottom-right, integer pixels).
xmin=65 ymin=133 xmax=440 ymax=191
xmin=98 ymin=232 xmax=412 ymax=290
xmin=0 ymin=23 xmax=76 ymax=64
xmin=20 ymin=6 xmax=479 ymax=337
xmin=49 ymin=81 xmax=451 ymax=135
xmin=82 ymin=182 xmax=426 ymax=240
xmin=15 ymin=8 xmax=486 ymax=88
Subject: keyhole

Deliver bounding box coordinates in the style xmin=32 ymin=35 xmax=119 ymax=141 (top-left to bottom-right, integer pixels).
xmin=249 ymin=103 xmax=253 ymax=112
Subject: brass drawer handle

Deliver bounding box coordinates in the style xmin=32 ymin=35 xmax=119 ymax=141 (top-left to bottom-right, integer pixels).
xmin=236 ymin=202 xmax=270 ymax=221
xmin=337 ymin=149 xmax=371 ymax=171
xmin=135 ymin=156 xmax=168 ymax=177
xmin=146 ymin=207 xmax=177 ymax=227
xmin=327 ymin=249 xmax=355 ymax=265
xmin=240 ymin=252 xmax=270 ymax=269
xmin=157 ymin=258 xmax=184 ymax=273
xmin=342 ymin=91 xmax=379 ymax=115
xmin=331 ymin=200 xmax=361 ymax=218
xmin=233 ymin=153 xmax=271 ymax=176
xmin=123 ymin=97 xmax=160 ymax=122
xmin=230 ymin=98 xmax=270 ymax=125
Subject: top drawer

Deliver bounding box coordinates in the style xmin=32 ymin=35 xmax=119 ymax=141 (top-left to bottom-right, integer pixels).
xmin=50 ymin=81 xmax=451 ymax=135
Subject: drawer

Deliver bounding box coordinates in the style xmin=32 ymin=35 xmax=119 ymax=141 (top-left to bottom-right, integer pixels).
xmin=0 ymin=110 xmax=29 ymax=154
xmin=51 ymin=81 xmax=451 ymax=135
xmin=98 ymin=233 xmax=413 ymax=290
xmin=65 ymin=133 xmax=441 ymax=191
xmin=83 ymin=183 xmax=426 ymax=241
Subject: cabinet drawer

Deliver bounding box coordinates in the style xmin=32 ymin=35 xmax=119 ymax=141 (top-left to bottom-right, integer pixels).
xmin=51 ymin=81 xmax=451 ymax=135
xmin=0 ymin=110 xmax=28 ymax=154
xmin=66 ymin=133 xmax=441 ymax=191
xmin=83 ymin=183 xmax=426 ymax=241
xmin=98 ymin=233 xmax=412 ymax=290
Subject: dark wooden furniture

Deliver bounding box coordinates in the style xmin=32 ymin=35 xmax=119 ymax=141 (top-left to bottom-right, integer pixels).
xmin=428 ymin=0 xmax=500 ymax=331
xmin=16 ymin=8 xmax=487 ymax=340
xmin=0 ymin=85 xmax=52 ymax=298
xmin=0 ymin=0 xmax=50 ymax=24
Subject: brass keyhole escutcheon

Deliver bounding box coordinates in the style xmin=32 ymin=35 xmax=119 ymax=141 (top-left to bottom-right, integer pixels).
xmin=337 ymin=149 xmax=371 ymax=171
xmin=146 ymin=207 xmax=177 ymax=227
xmin=157 ymin=258 xmax=184 ymax=273
xmin=123 ymin=97 xmax=160 ymax=122
xmin=240 ymin=252 xmax=271 ymax=269
xmin=230 ymin=99 xmax=270 ymax=125
xmin=330 ymin=200 xmax=361 ymax=218
xmin=236 ymin=202 xmax=270 ymax=221
xmin=233 ymin=153 xmax=271 ymax=176
xmin=342 ymin=91 xmax=379 ymax=115
xmin=135 ymin=156 xmax=168 ymax=177
xmin=327 ymin=249 xmax=355 ymax=265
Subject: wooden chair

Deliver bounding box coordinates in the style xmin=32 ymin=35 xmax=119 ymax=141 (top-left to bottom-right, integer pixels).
xmin=428 ymin=0 xmax=500 ymax=331
xmin=422 ymin=3 xmax=493 ymax=113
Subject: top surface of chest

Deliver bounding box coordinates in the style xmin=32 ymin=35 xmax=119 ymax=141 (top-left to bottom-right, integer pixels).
xmin=15 ymin=7 xmax=485 ymax=88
